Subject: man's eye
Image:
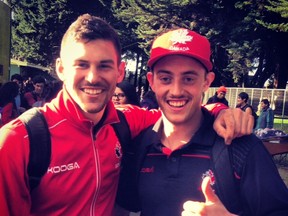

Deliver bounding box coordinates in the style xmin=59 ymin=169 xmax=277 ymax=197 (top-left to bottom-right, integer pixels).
xmin=100 ymin=64 xmax=113 ymax=69
xmin=159 ymin=77 xmax=171 ymax=83
xmin=184 ymin=77 xmax=195 ymax=83
xmin=75 ymin=63 xmax=88 ymax=68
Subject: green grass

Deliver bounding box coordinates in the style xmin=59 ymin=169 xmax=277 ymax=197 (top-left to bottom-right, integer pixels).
xmin=274 ymin=118 xmax=288 ymax=133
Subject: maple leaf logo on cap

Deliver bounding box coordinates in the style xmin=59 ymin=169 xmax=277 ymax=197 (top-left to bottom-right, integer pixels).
xmin=170 ymin=29 xmax=193 ymax=45
xmin=148 ymin=28 xmax=213 ymax=71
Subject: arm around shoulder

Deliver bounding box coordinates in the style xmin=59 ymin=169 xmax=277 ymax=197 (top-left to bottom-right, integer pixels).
xmin=118 ymin=105 xmax=161 ymax=138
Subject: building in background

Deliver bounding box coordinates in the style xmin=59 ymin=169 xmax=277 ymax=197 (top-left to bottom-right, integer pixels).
xmin=10 ymin=59 xmax=54 ymax=81
xmin=0 ymin=0 xmax=11 ymax=85
xmin=0 ymin=1 xmax=53 ymax=85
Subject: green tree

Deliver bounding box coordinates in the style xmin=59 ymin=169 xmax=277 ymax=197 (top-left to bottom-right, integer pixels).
xmin=257 ymin=0 xmax=288 ymax=32
xmin=11 ymin=0 xmax=142 ymax=84
xmin=11 ymin=0 xmax=73 ymax=67
xmin=113 ymin=0 xmax=288 ymax=88
xmin=255 ymin=0 xmax=288 ymax=88
xmin=11 ymin=0 xmax=117 ymax=67
xmin=11 ymin=0 xmax=288 ymax=88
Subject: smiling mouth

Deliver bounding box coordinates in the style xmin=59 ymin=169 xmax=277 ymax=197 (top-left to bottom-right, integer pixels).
xmin=82 ymin=88 xmax=103 ymax=95
xmin=167 ymin=100 xmax=187 ymax=108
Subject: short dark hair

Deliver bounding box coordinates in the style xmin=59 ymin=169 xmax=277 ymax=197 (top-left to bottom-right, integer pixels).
xmin=238 ymin=92 xmax=249 ymax=102
xmin=0 ymin=82 xmax=19 ymax=106
xmin=261 ymin=99 xmax=270 ymax=106
xmin=11 ymin=74 xmax=23 ymax=82
xmin=116 ymin=81 xmax=140 ymax=106
xmin=61 ymin=14 xmax=122 ymax=64
xmin=32 ymin=75 xmax=46 ymax=84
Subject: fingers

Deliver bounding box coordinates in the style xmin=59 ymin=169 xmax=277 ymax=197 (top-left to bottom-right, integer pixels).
xmin=181 ymin=177 xmax=216 ymax=216
xmin=214 ymin=108 xmax=254 ymax=145
xmin=234 ymin=109 xmax=254 ymax=137
xmin=182 ymin=177 xmax=233 ymax=216
xmin=213 ymin=109 xmax=234 ymax=144
xmin=182 ymin=210 xmax=201 ymax=216
xmin=230 ymin=108 xmax=242 ymax=138
xmin=183 ymin=201 xmax=205 ymax=215
xmin=243 ymin=112 xmax=254 ymax=135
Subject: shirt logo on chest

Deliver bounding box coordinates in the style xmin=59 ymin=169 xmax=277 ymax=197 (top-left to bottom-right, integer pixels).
xmin=47 ymin=162 xmax=80 ymax=174
xmin=140 ymin=166 xmax=155 ymax=173
xmin=115 ymin=142 xmax=122 ymax=159
xmin=202 ymin=169 xmax=216 ymax=185
xmin=115 ymin=142 xmax=122 ymax=169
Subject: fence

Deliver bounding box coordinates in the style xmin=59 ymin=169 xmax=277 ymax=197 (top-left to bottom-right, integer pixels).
xmin=204 ymin=87 xmax=288 ymax=121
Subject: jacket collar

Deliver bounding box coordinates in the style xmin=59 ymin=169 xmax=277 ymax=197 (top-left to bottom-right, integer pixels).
xmin=51 ymin=87 xmax=119 ymax=129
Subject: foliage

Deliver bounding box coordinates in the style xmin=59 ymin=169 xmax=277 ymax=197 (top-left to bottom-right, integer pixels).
xmin=257 ymin=0 xmax=288 ymax=32
xmin=11 ymin=0 xmax=288 ymax=89
xmin=11 ymin=0 xmax=119 ymax=67
xmin=110 ymin=0 xmax=288 ymax=89
xmin=11 ymin=0 xmax=73 ymax=67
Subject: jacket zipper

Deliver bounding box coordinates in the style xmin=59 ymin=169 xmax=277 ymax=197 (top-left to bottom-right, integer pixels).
xmin=90 ymin=125 xmax=102 ymax=215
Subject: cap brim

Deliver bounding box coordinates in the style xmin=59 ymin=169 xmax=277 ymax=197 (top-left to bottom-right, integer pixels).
xmin=148 ymin=49 xmax=213 ymax=71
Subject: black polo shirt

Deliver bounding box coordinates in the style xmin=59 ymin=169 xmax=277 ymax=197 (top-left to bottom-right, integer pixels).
xmin=138 ymin=108 xmax=217 ymax=215
xmin=133 ymin=108 xmax=288 ymax=216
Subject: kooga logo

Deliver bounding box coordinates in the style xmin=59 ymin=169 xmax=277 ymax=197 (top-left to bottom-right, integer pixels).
xmin=47 ymin=162 xmax=80 ymax=174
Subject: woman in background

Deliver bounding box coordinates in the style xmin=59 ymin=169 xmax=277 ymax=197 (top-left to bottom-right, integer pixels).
xmin=255 ymin=99 xmax=274 ymax=130
xmin=112 ymin=80 xmax=140 ymax=106
xmin=0 ymin=82 xmax=20 ymax=127
xmin=140 ymin=90 xmax=159 ymax=110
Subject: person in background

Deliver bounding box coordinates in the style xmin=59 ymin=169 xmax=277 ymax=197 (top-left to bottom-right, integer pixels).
xmin=236 ymin=92 xmax=258 ymax=129
xmin=236 ymin=92 xmax=253 ymax=115
xmin=23 ymin=75 xmax=46 ymax=109
xmin=0 ymin=14 xmax=253 ymax=216
xmin=206 ymin=86 xmax=229 ymax=106
xmin=255 ymin=98 xmax=274 ymax=130
xmin=11 ymin=74 xmax=26 ymax=114
xmin=113 ymin=80 xmax=140 ymax=106
xmin=45 ymin=79 xmax=63 ymax=103
xmin=23 ymin=76 xmax=34 ymax=93
xmin=116 ymin=28 xmax=288 ymax=216
xmin=140 ymin=90 xmax=159 ymax=110
xmin=0 ymin=81 xmax=20 ymax=128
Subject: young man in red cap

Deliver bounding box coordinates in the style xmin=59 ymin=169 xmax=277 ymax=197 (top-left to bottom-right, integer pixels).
xmin=116 ymin=28 xmax=288 ymax=215
xmin=206 ymin=85 xmax=229 ymax=106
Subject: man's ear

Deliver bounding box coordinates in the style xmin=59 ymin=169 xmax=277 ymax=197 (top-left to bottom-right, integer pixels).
xmin=204 ymin=72 xmax=215 ymax=91
xmin=55 ymin=58 xmax=65 ymax=81
xmin=117 ymin=61 xmax=126 ymax=83
xmin=146 ymin=72 xmax=155 ymax=91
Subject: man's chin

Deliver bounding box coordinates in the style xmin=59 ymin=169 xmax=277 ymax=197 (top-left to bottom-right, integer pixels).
xmin=80 ymin=103 xmax=106 ymax=114
xmin=79 ymin=100 xmax=107 ymax=113
xmin=85 ymin=108 xmax=104 ymax=114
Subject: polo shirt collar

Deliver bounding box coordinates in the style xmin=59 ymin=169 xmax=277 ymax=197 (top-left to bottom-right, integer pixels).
xmin=150 ymin=107 xmax=217 ymax=148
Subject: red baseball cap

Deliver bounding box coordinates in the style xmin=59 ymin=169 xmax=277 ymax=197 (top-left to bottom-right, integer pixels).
xmin=148 ymin=28 xmax=213 ymax=71
xmin=217 ymin=86 xmax=227 ymax=93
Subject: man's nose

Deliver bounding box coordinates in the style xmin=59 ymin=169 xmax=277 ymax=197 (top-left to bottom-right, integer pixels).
xmin=87 ymin=66 xmax=100 ymax=83
xmin=170 ymin=81 xmax=183 ymax=96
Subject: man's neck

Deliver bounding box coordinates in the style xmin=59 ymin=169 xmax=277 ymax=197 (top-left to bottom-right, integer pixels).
xmin=161 ymin=112 xmax=203 ymax=151
xmin=33 ymin=91 xmax=41 ymax=97
xmin=240 ymin=102 xmax=247 ymax=109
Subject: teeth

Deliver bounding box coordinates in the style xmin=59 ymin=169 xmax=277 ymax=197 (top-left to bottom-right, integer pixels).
xmin=83 ymin=89 xmax=102 ymax=95
xmin=168 ymin=101 xmax=186 ymax=107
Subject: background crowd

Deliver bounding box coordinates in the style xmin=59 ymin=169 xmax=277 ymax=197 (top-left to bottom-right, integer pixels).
xmin=0 ymin=74 xmax=62 ymax=128
xmin=1 ymin=73 xmax=275 ymax=135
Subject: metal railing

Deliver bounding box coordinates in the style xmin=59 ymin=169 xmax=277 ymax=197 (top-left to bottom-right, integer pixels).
xmin=204 ymin=87 xmax=288 ymax=120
